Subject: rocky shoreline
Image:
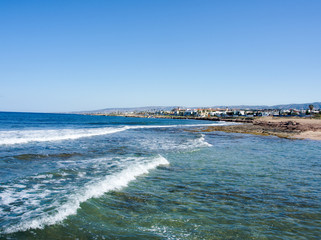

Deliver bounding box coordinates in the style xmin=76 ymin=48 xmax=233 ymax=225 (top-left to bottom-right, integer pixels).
xmin=91 ymin=114 xmax=321 ymax=140
xmin=197 ymin=117 xmax=321 ymax=140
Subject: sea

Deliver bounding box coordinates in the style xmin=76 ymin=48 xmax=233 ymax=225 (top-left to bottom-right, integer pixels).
xmin=0 ymin=112 xmax=320 ymax=239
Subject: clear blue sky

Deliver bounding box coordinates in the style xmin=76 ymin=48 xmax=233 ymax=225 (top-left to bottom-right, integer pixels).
xmin=1 ymin=0 xmax=320 ymax=112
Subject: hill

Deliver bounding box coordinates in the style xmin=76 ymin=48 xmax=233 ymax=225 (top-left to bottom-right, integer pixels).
xmin=77 ymin=102 xmax=321 ymax=114
xmin=217 ymin=102 xmax=321 ymax=110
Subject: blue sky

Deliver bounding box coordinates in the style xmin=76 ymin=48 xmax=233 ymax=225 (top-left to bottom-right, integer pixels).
xmin=1 ymin=0 xmax=321 ymax=112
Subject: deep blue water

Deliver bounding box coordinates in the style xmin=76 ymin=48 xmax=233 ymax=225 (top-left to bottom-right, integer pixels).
xmin=0 ymin=112 xmax=320 ymax=239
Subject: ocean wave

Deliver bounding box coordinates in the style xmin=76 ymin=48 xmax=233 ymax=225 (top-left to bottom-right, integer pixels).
xmin=198 ymin=134 xmax=213 ymax=147
xmin=1 ymin=155 xmax=169 ymax=234
xmin=137 ymin=133 xmax=212 ymax=151
xmin=0 ymin=122 xmax=229 ymax=146
xmin=0 ymin=127 xmax=128 ymax=145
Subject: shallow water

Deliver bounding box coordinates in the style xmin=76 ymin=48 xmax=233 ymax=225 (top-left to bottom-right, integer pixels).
xmin=0 ymin=112 xmax=320 ymax=239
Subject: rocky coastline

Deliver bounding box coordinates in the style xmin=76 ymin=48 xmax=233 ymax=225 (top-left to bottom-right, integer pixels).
xmin=198 ymin=117 xmax=321 ymax=140
xmin=90 ymin=113 xmax=321 ymax=140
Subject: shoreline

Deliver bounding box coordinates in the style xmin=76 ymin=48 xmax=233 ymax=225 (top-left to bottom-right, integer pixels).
xmin=202 ymin=117 xmax=321 ymax=140
xmin=91 ymin=114 xmax=321 ymax=141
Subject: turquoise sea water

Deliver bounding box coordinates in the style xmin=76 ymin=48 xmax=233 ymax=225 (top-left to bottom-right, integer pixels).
xmin=0 ymin=112 xmax=320 ymax=239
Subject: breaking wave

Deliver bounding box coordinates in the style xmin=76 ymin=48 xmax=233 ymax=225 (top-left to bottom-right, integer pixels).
xmin=138 ymin=133 xmax=212 ymax=151
xmin=0 ymin=122 xmax=229 ymax=146
xmin=0 ymin=127 xmax=128 ymax=145
xmin=1 ymin=155 xmax=169 ymax=234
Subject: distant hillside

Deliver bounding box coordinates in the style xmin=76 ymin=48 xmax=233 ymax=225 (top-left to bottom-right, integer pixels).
xmin=76 ymin=106 xmax=179 ymax=114
xmin=216 ymin=102 xmax=321 ymax=110
xmin=77 ymin=102 xmax=321 ymax=114
xmin=272 ymin=102 xmax=321 ymax=110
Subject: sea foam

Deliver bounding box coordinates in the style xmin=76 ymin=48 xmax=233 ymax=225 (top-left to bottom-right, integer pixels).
xmin=0 ymin=122 xmax=230 ymax=146
xmin=0 ymin=127 xmax=128 ymax=145
xmin=2 ymin=155 xmax=169 ymax=234
xmin=138 ymin=133 xmax=212 ymax=151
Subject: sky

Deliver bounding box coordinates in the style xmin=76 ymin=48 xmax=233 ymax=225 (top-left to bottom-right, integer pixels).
xmin=1 ymin=0 xmax=321 ymax=112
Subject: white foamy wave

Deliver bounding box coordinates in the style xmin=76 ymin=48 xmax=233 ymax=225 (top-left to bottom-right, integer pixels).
xmin=197 ymin=134 xmax=212 ymax=147
xmin=0 ymin=127 xmax=128 ymax=145
xmin=3 ymin=155 xmax=169 ymax=234
xmin=0 ymin=121 xmax=230 ymax=146
xmin=138 ymin=133 xmax=212 ymax=151
xmin=129 ymin=121 xmax=233 ymax=130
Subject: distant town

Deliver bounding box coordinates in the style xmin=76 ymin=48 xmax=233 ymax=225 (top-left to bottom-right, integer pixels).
xmin=91 ymin=104 xmax=321 ymax=119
